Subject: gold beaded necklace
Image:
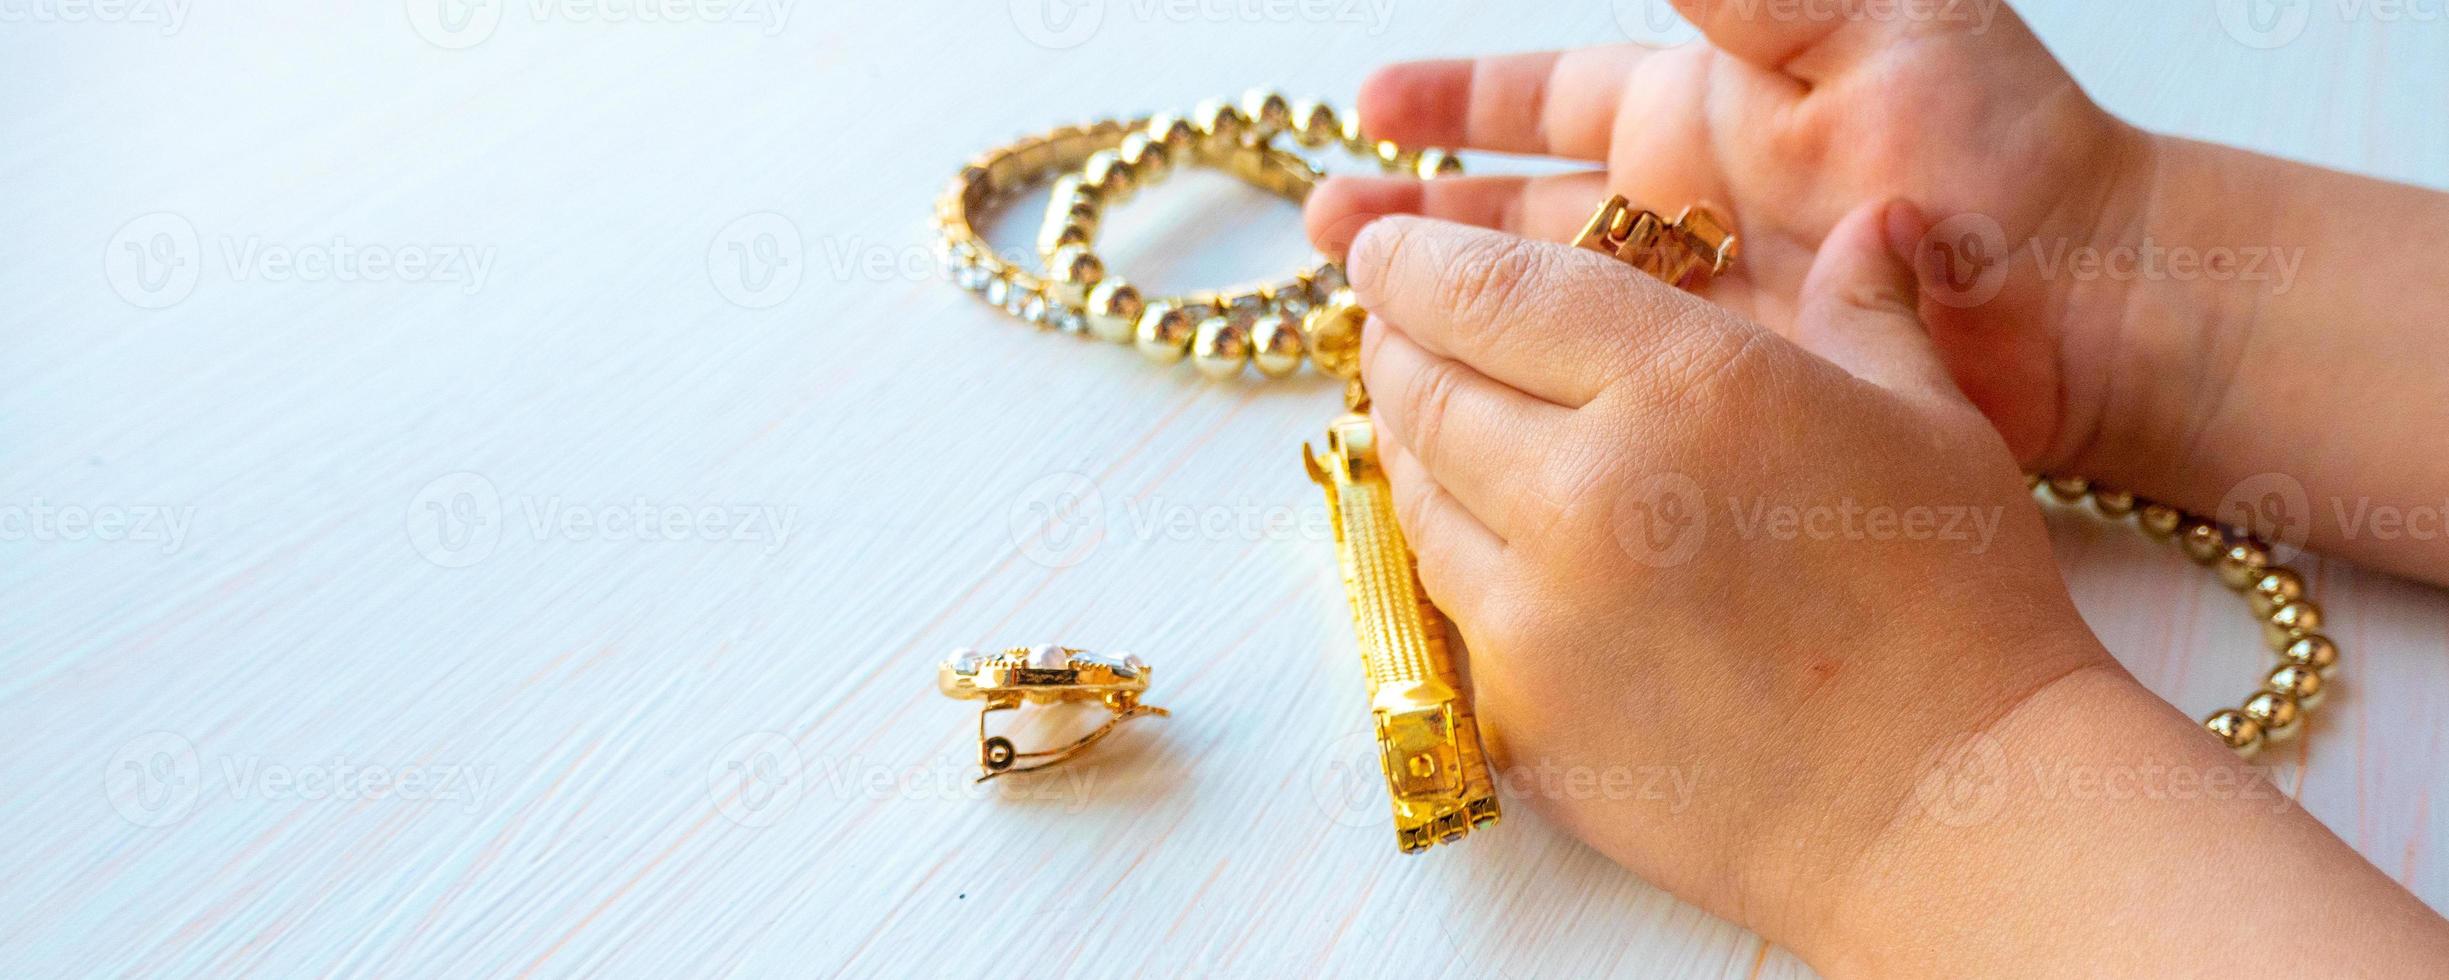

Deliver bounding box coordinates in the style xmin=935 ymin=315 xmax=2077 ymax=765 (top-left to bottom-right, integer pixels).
xmin=933 ymin=92 xmax=2336 ymax=855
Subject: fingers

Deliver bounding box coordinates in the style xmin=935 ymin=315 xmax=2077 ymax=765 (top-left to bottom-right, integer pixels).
xmin=1668 ymin=0 xmax=2027 ymax=80
xmin=1666 ymin=0 xmax=1924 ymax=80
xmin=1377 ymin=436 xmax=1505 ymax=626
xmin=1355 ymin=47 xmax=1653 ymax=160
xmin=1363 ymin=322 xmax=1575 ymax=538
xmin=1789 ymin=199 xmax=1961 ymax=400
xmin=1305 ymin=172 xmax=1609 ymax=255
xmin=1668 ymin=0 xmax=1855 ymax=73
xmin=1346 ymin=216 xmax=1730 ymax=407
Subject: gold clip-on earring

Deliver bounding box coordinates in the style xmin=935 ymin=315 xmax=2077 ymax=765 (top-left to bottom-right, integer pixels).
xmin=938 ymin=645 xmax=1169 ymax=782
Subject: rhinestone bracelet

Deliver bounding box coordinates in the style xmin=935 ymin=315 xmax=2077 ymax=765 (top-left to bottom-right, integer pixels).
xmin=936 ymin=90 xmax=1459 ymax=380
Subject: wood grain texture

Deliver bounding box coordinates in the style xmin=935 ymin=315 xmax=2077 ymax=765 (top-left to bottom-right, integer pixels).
xmin=3 ymin=2 xmax=2443 ymax=976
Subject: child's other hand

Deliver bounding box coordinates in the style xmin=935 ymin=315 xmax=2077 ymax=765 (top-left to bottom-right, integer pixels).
xmin=1309 ymin=2 xmax=2139 ymax=471
xmin=1345 ymin=200 xmax=2112 ymax=949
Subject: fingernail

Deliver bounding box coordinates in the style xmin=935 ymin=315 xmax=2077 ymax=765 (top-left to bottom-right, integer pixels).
xmin=1312 ymin=194 xmax=1384 ymax=261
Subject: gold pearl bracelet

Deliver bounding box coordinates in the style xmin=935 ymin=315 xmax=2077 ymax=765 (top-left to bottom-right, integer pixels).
xmin=2032 ymin=476 xmax=2339 ymax=757
xmin=935 ymin=90 xmax=1460 ymax=381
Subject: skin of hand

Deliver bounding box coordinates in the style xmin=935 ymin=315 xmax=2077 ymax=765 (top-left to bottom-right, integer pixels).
xmin=1343 ymin=206 xmax=2449 ymax=976
xmin=1306 ymin=0 xmax=2449 ymax=585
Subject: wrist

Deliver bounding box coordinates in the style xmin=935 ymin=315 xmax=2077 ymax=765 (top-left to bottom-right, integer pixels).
xmin=1793 ymin=650 xmax=2442 ymax=979
xmin=1711 ymin=610 xmax=2128 ymax=963
xmin=1794 ymin=657 xmax=2153 ymax=970
xmin=2035 ymin=128 xmax=2277 ymax=492
xmin=2023 ymin=125 xmax=2201 ymax=478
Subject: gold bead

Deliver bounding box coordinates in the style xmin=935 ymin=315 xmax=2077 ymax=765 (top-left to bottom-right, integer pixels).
xmin=2281 ymin=634 xmax=2338 ymax=676
xmin=2179 ymin=519 xmax=2226 ymax=563
xmin=1147 ymin=111 xmax=1199 ymax=157
xmin=2091 ymin=487 xmax=2137 ymax=519
xmin=1045 ymin=244 xmax=1103 ymax=307
xmin=2264 ymin=600 xmax=2322 ymax=650
xmin=1249 ymin=314 xmax=1305 ymax=378
xmin=2216 ymin=540 xmax=2271 ymax=590
xmin=1063 ymin=198 xmax=1101 ymax=235
xmin=1134 ymin=303 xmax=1198 ymax=364
xmin=1239 ymin=88 xmax=1292 ymax=138
xmin=2138 ymin=503 xmax=2183 ymax=539
xmin=2249 ymin=568 xmax=2306 ymax=618
xmin=1372 ymin=139 xmax=1418 ymax=174
xmin=2267 ymin=664 xmax=2326 ymax=710
xmin=2024 ymin=472 xmax=2042 ymax=490
xmin=2205 ymin=709 xmax=2265 ymax=756
xmin=1050 ymin=172 xmax=1098 ymax=211
xmin=1302 ymin=291 xmax=1366 ymax=380
xmin=1085 ymin=280 xmax=1144 ymax=345
xmin=1414 ymin=148 xmax=1463 ymax=179
xmin=1081 ymin=150 xmax=1136 ymax=200
xmin=1289 ymin=98 xmax=1337 ymax=148
xmin=1221 ymin=289 xmax=1270 ymax=327
xmin=1191 ymin=316 xmax=1251 ymax=380
xmin=1038 ymin=177 xmax=1092 ymax=256
xmin=2043 ymin=475 xmax=2091 ymax=502
xmin=1042 ymin=223 xmax=1093 ymax=255
xmin=1338 ymin=110 xmax=1369 ymax=153
xmin=1193 ymin=99 xmax=1248 ymax=157
xmin=2241 ymin=691 xmax=2302 ymax=741
xmin=1117 ymin=131 xmax=1170 ymax=185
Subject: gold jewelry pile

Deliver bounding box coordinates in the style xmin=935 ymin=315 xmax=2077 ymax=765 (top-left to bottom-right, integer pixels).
xmin=931 ymin=89 xmax=2336 ymax=853
xmin=934 ymin=91 xmax=1507 ymax=852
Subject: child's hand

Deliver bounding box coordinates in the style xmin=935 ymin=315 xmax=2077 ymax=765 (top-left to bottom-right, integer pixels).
xmin=1308 ymin=4 xmax=2135 ymax=473
xmin=1346 ymin=200 xmax=2096 ymax=947
xmin=1310 ymin=1 xmax=2449 ymax=587
xmin=1346 ymin=206 xmax=2449 ymax=977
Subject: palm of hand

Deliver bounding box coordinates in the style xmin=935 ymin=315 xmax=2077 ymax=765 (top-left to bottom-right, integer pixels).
xmin=1308 ymin=14 xmax=2143 ymax=462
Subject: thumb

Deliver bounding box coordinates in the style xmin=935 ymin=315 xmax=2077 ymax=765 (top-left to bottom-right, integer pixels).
xmin=1791 ymin=199 xmax=1963 ymax=401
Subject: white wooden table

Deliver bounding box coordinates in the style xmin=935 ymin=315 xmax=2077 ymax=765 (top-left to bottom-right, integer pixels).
xmin=6 ymin=2 xmax=2444 ymax=976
